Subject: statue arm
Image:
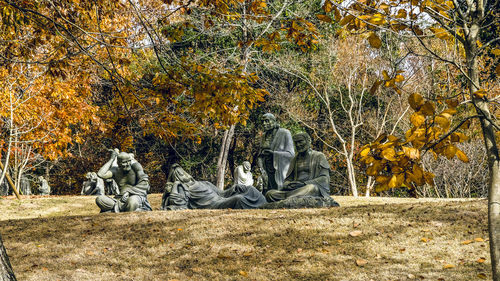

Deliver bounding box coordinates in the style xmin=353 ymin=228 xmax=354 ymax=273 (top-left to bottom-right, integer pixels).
xmin=304 ymin=153 xmax=330 ymax=189
xmin=81 ymin=182 xmax=88 ymax=195
xmin=125 ymin=162 xmax=150 ymax=196
xmin=97 ymin=149 xmax=118 ymax=179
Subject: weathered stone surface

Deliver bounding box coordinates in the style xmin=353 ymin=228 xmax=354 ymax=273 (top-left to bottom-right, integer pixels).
xmin=96 ymin=149 xmax=152 ymax=213
xmin=38 ymin=176 xmax=50 ymax=196
xmin=19 ymin=177 xmax=31 ymax=196
xmin=0 ymin=180 xmax=8 ymax=196
xmin=259 ymin=196 xmax=340 ymax=209
xmin=234 ymin=161 xmax=254 ymax=187
xmin=162 ymin=164 xmax=267 ymax=210
xmin=257 ymin=113 xmax=294 ymax=193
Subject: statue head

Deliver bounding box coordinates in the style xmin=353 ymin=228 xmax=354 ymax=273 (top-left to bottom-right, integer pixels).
xmin=242 ymin=161 xmax=251 ymax=172
xmin=86 ymin=172 xmax=97 ymax=180
xmin=117 ymin=152 xmax=132 ymax=172
xmin=293 ymin=132 xmax=311 ymax=153
xmin=168 ymin=164 xmax=194 ymax=184
xmin=262 ymin=113 xmax=278 ymax=132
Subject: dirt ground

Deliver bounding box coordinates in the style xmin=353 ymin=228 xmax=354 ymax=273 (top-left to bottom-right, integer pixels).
xmin=0 ymin=195 xmax=491 ymax=280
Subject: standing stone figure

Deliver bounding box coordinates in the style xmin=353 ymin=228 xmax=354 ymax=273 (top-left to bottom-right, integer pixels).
xmin=266 ymin=132 xmax=331 ymax=202
xmin=38 ymin=176 xmax=50 ymax=195
xmin=96 ymin=149 xmax=152 ymax=212
xmin=257 ymin=113 xmax=295 ymax=194
xmin=234 ymin=161 xmax=254 ymax=186
xmin=81 ymin=172 xmax=105 ymax=196
xmin=20 ymin=176 xmax=31 ymax=195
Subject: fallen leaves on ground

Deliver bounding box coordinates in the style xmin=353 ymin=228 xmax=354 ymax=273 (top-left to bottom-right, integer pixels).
xmin=349 ymin=230 xmax=362 ymax=237
xmin=355 ymin=259 xmax=367 ymax=266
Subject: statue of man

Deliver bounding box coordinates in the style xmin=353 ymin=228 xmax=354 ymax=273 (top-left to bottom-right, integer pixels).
xmin=161 ymin=164 xmax=266 ymax=210
xmin=20 ymin=176 xmax=31 ymax=195
xmin=96 ymin=149 xmax=152 ymax=212
xmin=257 ymin=113 xmax=295 ymax=193
xmin=266 ymin=132 xmax=331 ymax=202
xmin=81 ymin=172 xmax=105 ymax=196
xmin=38 ymin=176 xmax=51 ymax=195
xmin=234 ymin=161 xmax=254 ymax=186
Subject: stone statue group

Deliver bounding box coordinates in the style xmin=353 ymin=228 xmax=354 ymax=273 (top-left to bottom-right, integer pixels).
xmin=0 ymin=175 xmax=50 ymax=196
xmin=89 ymin=113 xmax=338 ymax=213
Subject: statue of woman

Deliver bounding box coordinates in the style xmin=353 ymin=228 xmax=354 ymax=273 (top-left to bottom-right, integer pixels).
xmin=161 ymin=164 xmax=267 ymax=210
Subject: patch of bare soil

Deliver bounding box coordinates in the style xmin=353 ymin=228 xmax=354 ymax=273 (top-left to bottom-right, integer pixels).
xmin=0 ymin=195 xmax=490 ymax=280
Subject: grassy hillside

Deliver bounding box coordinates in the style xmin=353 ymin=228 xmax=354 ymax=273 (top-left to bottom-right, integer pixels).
xmin=0 ymin=195 xmax=491 ymax=280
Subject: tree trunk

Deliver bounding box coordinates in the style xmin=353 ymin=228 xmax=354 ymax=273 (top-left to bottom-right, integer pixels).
xmin=0 ymin=234 xmax=16 ymax=281
xmin=216 ymin=125 xmax=235 ymax=190
xmin=466 ymin=36 xmax=500 ymax=280
xmin=0 ymin=162 xmax=20 ymax=200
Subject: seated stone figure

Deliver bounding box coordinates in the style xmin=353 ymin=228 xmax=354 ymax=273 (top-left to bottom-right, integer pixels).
xmin=266 ymin=133 xmax=330 ymax=202
xmin=38 ymin=176 xmax=51 ymax=196
xmin=81 ymin=172 xmax=105 ymax=196
xmin=161 ymin=164 xmax=267 ymax=210
xmin=96 ymin=149 xmax=152 ymax=212
xmin=234 ymin=161 xmax=254 ymax=186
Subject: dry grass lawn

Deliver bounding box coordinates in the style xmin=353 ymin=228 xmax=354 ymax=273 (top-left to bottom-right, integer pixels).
xmin=0 ymin=195 xmax=491 ymax=280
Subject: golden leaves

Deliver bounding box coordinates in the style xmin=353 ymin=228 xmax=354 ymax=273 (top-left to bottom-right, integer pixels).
xmin=316 ymin=14 xmax=333 ymax=23
xmin=410 ymin=112 xmax=426 ymax=127
xmin=367 ymin=32 xmax=382 ymax=48
xmin=402 ymin=146 xmax=420 ymax=159
xmin=473 ymin=89 xmax=487 ymax=99
xmin=455 ymin=149 xmax=469 ymax=162
xmin=408 ymin=93 xmax=424 ymax=110
xmin=430 ymin=27 xmax=451 ymax=40
xmin=323 ymin=0 xmax=334 ymax=13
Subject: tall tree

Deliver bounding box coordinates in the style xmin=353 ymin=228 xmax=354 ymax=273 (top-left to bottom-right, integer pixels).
xmin=317 ymin=0 xmax=499 ymax=277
